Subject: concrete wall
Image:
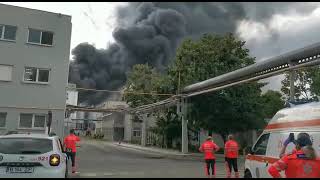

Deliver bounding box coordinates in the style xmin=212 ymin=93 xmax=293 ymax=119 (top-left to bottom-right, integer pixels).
xmin=0 ymin=4 xmax=72 ymax=137
xmin=123 ymin=114 xmax=132 ymax=142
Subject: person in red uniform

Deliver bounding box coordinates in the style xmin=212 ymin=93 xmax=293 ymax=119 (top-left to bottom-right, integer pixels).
xmin=224 ymin=134 xmax=239 ymax=178
xmin=64 ymin=129 xmax=81 ymax=173
xmin=199 ymin=136 xmax=220 ymax=178
xmin=268 ymin=132 xmax=320 ymax=178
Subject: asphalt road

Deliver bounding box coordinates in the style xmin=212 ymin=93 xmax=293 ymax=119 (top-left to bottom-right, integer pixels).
xmin=69 ymin=140 xmax=244 ymax=178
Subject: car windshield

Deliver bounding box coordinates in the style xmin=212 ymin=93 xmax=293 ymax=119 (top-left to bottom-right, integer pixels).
xmin=0 ymin=138 xmax=53 ymax=154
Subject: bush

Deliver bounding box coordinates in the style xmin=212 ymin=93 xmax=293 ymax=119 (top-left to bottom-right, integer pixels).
xmin=93 ymin=133 xmax=104 ymax=139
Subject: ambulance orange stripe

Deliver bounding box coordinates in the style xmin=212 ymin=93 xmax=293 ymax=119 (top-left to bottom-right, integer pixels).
xmin=266 ymin=119 xmax=320 ymax=130
xmin=246 ymin=154 xmax=279 ymax=164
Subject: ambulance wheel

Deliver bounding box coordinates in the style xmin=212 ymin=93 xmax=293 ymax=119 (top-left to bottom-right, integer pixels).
xmin=244 ymin=170 xmax=252 ymax=178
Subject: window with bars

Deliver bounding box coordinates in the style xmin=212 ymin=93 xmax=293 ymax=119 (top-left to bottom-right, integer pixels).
xmin=132 ymin=127 xmax=141 ymax=137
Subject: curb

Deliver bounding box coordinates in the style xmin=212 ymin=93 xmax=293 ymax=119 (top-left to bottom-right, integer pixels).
xmin=113 ymin=143 xmax=245 ymax=162
xmin=86 ymin=140 xmax=245 ymax=162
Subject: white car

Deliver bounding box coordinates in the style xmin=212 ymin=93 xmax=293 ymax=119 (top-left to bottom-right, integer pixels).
xmin=0 ymin=133 xmax=68 ymax=178
xmin=244 ymin=102 xmax=320 ymax=178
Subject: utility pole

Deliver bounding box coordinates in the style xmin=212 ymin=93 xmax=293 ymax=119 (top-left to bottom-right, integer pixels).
xmin=141 ymin=114 xmax=147 ymax=146
xmin=181 ymin=98 xmax=188 ymax=154
xmin=177 ymin=71 xmax=188 ymax=154
xmin=289 ymin=62 xmax=295 ymax=102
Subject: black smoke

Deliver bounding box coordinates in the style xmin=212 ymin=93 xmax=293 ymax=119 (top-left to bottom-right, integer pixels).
xmin=70 ymin=2 xmax=186 ymax=105
xmin=69 ymin=2 xmax=320 ymax=105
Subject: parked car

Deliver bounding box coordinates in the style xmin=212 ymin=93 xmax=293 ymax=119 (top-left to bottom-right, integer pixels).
xmin=0 ymin=133 xmax=68 ymax=178
xmin=244 ymin=102 xmax=320 ymax=178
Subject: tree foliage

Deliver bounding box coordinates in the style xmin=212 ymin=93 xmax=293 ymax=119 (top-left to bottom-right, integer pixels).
xmin=124 ymin=33 xmax=285 ymax=144
xmin=168 ymin=33 xmax=267 ymax=140
xmin=281 ymin=67 xmax=320 ymax=101
xmin=310 ymin=66 xmax=320 ymax=97
xmin=150 ymin=109 xmax=181 ymax=148
xmin=260 ymin=90 xmax=285 ymax=119
xmin=123 ymin=64 xmax=162 ymax=107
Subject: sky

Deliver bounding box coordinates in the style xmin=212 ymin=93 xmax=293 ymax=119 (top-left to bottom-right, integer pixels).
xmin=3 ymin=2 xmax=320 ymax=92
xmin=1 ymin=2 xmax=127 ymax=57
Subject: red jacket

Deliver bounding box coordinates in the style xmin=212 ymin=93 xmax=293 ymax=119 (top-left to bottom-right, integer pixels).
xmin=199 ymin=140 xmax=219 ymax=160
xmin=268 ymin=150 xmax=320 ymax=178
xmin=224 ymin=140 xmax=239 ymax=158
xmin=64 ymin=134 xmax=80 ymax=153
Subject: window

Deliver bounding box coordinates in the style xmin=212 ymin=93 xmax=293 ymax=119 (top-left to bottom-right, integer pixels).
xmin=24 ymin=67 xmax=50 ymax=83
xmin=28 ymin=29 xmax=53 ymax=45
xmin=253 ymin=133 xmax=270 ymax=155
xmin=76 ymin=123 xmax=82 ymax=129
xmin=19 ymin=114 xmax=33 ymax=128
xmin=0 ymin=25 xmax=17 ymax=41
xmin=133 ymin=128 xmax=141 ymax=137
xmin=0 ymin=113 xmax=7 ymax=128
xmin=34 ymin=115 xmax=46 ymax=128
xmin=0 ymin=138 xmax=52 ymax=154
xmin=0 ymin=65 xmax=12 ymax=81
xmin=19 ymin=114 xmax=46 ymax=129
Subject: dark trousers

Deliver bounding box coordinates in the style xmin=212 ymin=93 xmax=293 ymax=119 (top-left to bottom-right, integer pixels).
xmin=205 ymin=159 xmax=216 ymax=176
xmin=66 ymin=152 xmax=76 ymax=167
xmin=225 ymin=157 xmax=238 ymax=173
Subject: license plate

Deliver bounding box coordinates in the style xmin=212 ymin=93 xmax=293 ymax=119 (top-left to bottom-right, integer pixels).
xmin=6 ymin=167 xmax=34 ymax=173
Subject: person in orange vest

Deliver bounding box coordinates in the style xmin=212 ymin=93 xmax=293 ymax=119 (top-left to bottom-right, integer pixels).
xmin=199 ymin=136 xmax=220 ymax=178
xmin=268 ymin=132 xmax=320 ymax=178
xmin=224 ymin=134 xmax=239 ymax=178
xmin=64 ymin=129 xmax=81 ymax=173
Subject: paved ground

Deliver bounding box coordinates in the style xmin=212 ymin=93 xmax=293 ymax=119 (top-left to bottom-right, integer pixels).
xmin=68 ymin=140 xmax=244 ymax=178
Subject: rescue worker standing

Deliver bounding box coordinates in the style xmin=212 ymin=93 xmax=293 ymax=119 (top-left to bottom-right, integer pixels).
xmin=64 ymin=129 xmax=81 ymax=173
xmin=268 ymin=132 xmax=320 ymax=178
xmin=224 ymin=134 xmax=239 ymax=178
xmin=199 ymin=136 xmax=220 ymax=178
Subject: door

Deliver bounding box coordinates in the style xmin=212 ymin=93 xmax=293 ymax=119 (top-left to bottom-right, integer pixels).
xmin=251 ymin=133 xmax=271 ymax=178
xmin=113 ymin=127 xmax=124 ymax=142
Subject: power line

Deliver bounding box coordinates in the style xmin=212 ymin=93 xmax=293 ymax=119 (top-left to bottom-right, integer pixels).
xmin=67 ymin=87 xmax=174 ymax=96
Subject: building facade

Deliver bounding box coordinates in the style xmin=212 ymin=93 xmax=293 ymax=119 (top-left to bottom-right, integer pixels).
xmin=97 ymin=101 xmax=129 ymax=142
xmin=0 ymin=4 xmax=72 ymax=137
xmin=65 ymin=83 xmax=78 ymax=134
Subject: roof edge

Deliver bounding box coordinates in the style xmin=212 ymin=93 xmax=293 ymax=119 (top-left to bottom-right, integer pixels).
xmin=0 ymin=3 xmax=72 ymax=18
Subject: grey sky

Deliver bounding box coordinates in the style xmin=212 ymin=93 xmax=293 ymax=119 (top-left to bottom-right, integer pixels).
xmin=3 ymin=2 xmax=320 ymax=92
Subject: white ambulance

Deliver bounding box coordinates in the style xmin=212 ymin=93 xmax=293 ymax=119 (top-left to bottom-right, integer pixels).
xmin=244 ymin=102 xmax=320 ymax=178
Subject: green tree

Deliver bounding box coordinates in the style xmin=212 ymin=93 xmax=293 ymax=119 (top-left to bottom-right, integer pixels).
xmin=260 ymin=90 xmax=285 ymax=119
xmin=167 ymin=33 xmax=267 ymax=141
xmin=123 ymin=64 xmax=163 ymax=107
xmin=124 ymin=33 xmax=272 ymax=145
xmin=124 ymin=64 xmax=182 ymax=147
xmin=150 ymin=109 xmax=181 ymax=148
xmin=281 ymin=68 xmax=317 ymax=101
xmin=310 ymin=66 xmax=320 ymax=97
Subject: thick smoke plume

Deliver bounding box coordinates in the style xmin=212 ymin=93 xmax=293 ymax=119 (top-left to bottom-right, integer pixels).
xmin=69 ymin=2 xmax=319 ymax=105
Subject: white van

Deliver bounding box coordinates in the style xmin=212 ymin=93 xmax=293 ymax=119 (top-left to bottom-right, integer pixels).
xmin=244 ymin=102 xmax=320 ymax=178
